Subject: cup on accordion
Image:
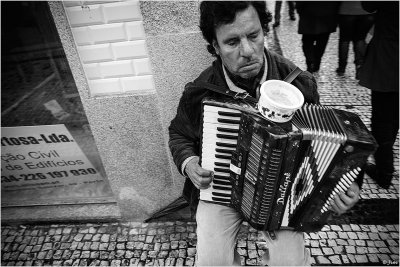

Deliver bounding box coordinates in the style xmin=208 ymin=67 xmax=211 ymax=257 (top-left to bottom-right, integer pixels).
xmin=199 ymin=97 xmax=377 ymax=232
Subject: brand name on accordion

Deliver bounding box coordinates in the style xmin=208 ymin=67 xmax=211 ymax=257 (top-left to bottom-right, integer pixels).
xmin=277 ymin=172 xmax=291 ymax=204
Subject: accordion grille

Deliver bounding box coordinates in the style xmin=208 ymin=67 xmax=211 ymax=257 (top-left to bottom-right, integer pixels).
xmin=290 ymin=104 xmax=347 ymax=215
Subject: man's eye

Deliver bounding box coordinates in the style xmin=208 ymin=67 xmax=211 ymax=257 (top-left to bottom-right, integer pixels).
xmin=249 ymin=33 xmax=259 ymax=39
xmin=227 ymin=40 xmax=237 ymax=46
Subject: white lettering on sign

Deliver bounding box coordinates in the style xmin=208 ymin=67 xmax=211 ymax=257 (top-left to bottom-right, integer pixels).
xmin=1 ymin=125 xmax=106 ymax=205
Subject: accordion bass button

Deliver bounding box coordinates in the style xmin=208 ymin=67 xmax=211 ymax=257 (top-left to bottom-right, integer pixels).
xmin=344 ymin=145 xmax=354 ymax=153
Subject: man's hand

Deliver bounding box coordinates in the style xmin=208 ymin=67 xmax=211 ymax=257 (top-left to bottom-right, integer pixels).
xmin=330 ymin=182 xmax=360 ymax=215
xmin=185 ymin=156 xmax=214 ymax=189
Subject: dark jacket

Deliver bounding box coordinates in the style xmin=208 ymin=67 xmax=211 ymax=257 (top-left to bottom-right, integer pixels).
xmin=358 ymin=1 xmax=399 ymax=92
xmin=296 ymin=1 xmax=340 ymax=35
xmin=168 ymin=49 xmax=319 ymax=213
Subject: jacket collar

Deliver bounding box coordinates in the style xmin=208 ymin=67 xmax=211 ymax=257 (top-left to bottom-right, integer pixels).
xmin=221 ymin=51 xmax=268 ymax=100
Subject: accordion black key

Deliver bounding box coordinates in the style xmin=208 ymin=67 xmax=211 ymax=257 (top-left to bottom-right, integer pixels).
xmin=199 ymin=97 xmax=377 ymax=232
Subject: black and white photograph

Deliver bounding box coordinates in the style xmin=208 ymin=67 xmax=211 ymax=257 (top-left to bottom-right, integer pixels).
xmin=1 ymin=1 xmax=399 ymax=266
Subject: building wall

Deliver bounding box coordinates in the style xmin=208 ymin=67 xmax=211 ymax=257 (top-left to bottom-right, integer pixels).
xmin=47 ymin=0 xmax=213 ymax=221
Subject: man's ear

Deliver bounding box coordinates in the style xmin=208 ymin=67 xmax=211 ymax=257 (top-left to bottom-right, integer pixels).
xmin=212 ymin=40 xmax=220 ymax=56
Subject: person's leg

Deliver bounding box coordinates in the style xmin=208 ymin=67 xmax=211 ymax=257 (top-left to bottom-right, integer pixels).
xmin=369 ymin=91 xmax=399 ymax=188
xmin=274 ymin=1 xmax=283 ymax=27
xmin=337 ymin=15 xmax=353 ymax=74
xmin=302 ymin=34 xmax=316 ymax=72
xmin=314 ymin=32 xmax=330 ymax=71
xmin=288 ymin=1 xmax=296 ymax=20
xmin=261 ymin=230 xmax=310 ymax=266
xmin=196 ymin=201 xmax=243 ymax=266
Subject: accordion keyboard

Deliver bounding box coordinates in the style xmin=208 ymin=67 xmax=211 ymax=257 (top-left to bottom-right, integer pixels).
xmin=200 ymin=105 xmax=241 ymax=204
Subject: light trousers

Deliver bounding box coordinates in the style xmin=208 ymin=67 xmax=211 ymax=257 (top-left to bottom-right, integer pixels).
xmin=195 ymin=200 xmax=310 ymax=266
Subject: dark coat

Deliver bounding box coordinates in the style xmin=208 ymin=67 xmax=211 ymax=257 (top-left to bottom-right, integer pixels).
xmin=296 ymin=1 xmax=340 ymax=35
xmin=168 ymin=49 xmax=319 ymax=212
xmin=358 ymin=2 xmax=399 ymax=92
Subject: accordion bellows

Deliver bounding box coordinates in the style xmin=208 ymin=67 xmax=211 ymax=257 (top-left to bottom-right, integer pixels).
xmin=199 ymin=97 xmax=377 ymax=232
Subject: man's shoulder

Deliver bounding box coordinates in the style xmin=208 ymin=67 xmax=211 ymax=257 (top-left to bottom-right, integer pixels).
xmin=184 ymin=60 xmax=226 ymax=93
xmin=193 ymin=60 xmax=223 ymax=85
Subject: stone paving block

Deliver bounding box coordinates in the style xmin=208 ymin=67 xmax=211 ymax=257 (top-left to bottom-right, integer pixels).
xmin=390 ymin=254 xmax=399 ymax=262
xmin=89 ymin=259 xmax=101 ymax=266
xmin=248 ymin=241 xmax=256 ymax=249
xmin=378 ymin=254 xmax=391 ymax=262
xmin=328 ymin=255 xmax=342 ymax=265
xmin=389 ymin=246 xmax=399 ymax=254
xmin=245 ymin=258 xmax=257 ymax=265
xmin=345 ymin=246 xmax=356 ymax=254
xmin=379 ymin=248 xmax=392 ymax=254
xmin=164 ymin=257 xmax=175 ymax=266
xmin=310 ymin=248 xmax=323 ymax=256
xmin=157 ymin=251 xmax=168 ymax=259
xmin=355 ymin=240 xmax=366 ymax=246
xmin=375 ymin=240 xmax=388 ymax=248
xmin=390 ymin=232 xmax=399 ymax=239
xmin=347 ymin=232 xmax=358 ymax=240
xmin=90 ymin=251 xmax=100 ymax=259
xmin=367 ymin=254 xmax=380 ymax=263
xmin=347 ymin=239 xmax=356 ymax=246
xmin=237 ymin=247 xmax=247 ymax=257
xmin=316 ymin=255 xmax=331 ymax=265
xmin=356 ymin=247 xmax=368 ymax=254
xmin=357 ymin=232 xmax=369 ymax=240
xmin=186 ymin=257 xmax=195 ymax=266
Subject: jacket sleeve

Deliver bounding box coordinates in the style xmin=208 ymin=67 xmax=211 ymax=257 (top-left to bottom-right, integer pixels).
xmin=168 ymin=87 xmax=200 ymax=175
xmin=294 ymin=72 xmax=320 ymax=105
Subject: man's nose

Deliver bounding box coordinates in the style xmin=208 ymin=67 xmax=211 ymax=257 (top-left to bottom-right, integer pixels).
xmin=240 ymin=39 xmax=253 ymax=57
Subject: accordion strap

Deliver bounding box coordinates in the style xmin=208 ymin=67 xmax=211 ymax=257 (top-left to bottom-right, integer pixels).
xmin=194 ymin=67 xmax=303 ymax=106
xmin=194 ymin=81 xmax=258 ymax=105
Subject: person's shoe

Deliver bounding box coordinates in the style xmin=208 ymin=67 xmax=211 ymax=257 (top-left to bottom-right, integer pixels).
xmin=307 ymin=63 xmax=315 ymax=73
xmin=273 ymin=21 xmax=280 ymax=28
xmin=365 ymin=163 xmax=393 ymax=189
xmin=336 ymin=67 xmax=345 ymax=76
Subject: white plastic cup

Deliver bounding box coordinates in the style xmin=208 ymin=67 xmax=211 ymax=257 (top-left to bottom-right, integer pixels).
xmin=258 ymin=80 xmax=304 ymax=123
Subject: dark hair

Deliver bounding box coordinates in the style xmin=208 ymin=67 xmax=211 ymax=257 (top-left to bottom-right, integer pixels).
xmin=199 ymin=1 xmax=272 ymax=56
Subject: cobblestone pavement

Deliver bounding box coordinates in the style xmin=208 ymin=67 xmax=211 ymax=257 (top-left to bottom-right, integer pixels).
xmin=1 ymin=1 xmax=399 ymax=266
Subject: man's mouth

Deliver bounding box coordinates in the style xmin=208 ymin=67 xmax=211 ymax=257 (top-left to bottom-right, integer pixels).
xmin=241 ymin=61 xmax=259 ymax=71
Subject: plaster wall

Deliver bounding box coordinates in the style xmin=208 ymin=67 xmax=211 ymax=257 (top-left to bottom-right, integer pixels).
xmin=46 ymin=0 xmax=213 ymax=221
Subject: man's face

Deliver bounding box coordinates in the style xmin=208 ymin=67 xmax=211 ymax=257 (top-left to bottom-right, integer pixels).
xmin=213 ymin=5 xmax=265 ymax=79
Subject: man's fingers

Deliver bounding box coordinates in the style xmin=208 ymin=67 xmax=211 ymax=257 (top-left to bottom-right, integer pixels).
xmin=330 ymin=200 xmax=343 ymax=215
xmin=189 ymin=175 xmax=212 ymax=189
xmin=196 ymin=168 xmax=213 ymax=178
xmin=187 ymin=170 xmax=213 ymax=190
xmin=198 ymin=176 xmax=213 ymax=189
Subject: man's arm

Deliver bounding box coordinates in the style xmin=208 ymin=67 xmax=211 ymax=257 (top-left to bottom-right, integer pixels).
xmin=168 ymin=90 xmax=199 ymax=175
xmin=168 ymin=89 xmax=213 ymax=189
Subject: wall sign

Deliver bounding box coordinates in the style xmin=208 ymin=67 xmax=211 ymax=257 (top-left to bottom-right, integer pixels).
xmin=1 ymin=124 xmax=113 ymax=206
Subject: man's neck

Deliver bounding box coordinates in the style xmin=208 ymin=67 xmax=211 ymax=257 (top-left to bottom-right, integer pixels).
xmin=224 ymin=59 xmax=265 ymax=97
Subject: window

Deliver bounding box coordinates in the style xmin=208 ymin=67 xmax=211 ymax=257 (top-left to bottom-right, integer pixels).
xmin=1 ymin=1 xmax=114 ymax=206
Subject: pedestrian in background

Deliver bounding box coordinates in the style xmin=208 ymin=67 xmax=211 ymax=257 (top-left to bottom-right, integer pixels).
xmin=273 ymin=1 xmax=296 ymax=28
xmin=296 ymin=1 xmax=340 ymax=73
xmin=358 ymin=2 xmax=399 ymax=189
xmin=336 ymin=1 xmax=375 ymax=79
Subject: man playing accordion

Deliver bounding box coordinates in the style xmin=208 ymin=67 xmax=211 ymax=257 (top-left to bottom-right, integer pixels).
xmin=169 ymin=1 xmax=361 ymax=265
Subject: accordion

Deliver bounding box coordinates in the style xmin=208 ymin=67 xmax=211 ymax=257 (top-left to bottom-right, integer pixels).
xmin=199 ymin=97 xmax=377 ymax=232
